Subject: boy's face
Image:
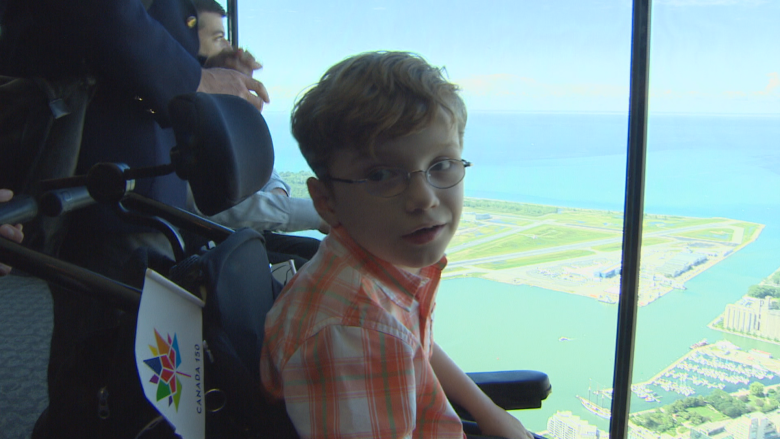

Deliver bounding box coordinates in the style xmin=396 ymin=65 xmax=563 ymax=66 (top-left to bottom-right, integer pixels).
xmin=309 ymin=109 xmax=464 ymax=273
xmin=197 ymin=12 xmax=230 ymax=58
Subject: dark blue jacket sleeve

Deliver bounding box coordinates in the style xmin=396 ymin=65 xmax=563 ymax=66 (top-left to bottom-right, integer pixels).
xmin=51 ymin=0 xmax=203 ymax=124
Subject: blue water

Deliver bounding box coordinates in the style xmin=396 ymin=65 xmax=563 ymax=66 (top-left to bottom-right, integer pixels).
xmin=264 ymin=111 xmax=780 ymax=430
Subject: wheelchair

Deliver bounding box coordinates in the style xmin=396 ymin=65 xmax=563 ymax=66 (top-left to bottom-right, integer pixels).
xmin=0 ymin=92 xmax=551 ymax=438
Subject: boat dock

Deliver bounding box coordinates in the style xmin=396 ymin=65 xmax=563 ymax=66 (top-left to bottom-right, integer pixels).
xmin=587 ymin=340 xmax=780 ymax=410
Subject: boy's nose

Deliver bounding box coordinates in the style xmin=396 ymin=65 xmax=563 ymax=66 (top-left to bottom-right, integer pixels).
xmin=404 ymin=172 xmax=439 ymax=212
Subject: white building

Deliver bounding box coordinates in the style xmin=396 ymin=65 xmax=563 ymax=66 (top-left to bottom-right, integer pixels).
xmin=723 ymin=296 xmax=780 ymax=341
xmin=547 ymin=411 xmax=600 ymax=439
xmin=726 ymin=414 xmax=773 ymax=439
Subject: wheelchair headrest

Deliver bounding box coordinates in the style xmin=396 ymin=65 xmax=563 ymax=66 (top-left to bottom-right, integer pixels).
xmin=169 ymin=93 xmax=274 ymax=216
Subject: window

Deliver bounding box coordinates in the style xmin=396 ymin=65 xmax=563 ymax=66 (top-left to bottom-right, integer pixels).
xmin=231 ymin=1 xmax=780 ymax=437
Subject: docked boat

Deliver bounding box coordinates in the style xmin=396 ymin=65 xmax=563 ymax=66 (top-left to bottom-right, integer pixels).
xmin=577 ymin=395 xmax=611 ymax=419
xmin=690 ymin=338 xmax=708 ymax=349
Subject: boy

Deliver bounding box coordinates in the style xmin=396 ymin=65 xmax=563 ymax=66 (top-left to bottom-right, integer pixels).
xmin=260 ymin=51 xmax=533 ymax=439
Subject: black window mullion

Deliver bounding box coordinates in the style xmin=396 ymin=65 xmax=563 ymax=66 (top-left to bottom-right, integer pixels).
xmin=226 ymin=0 xmax=239 ymax=48
xmin=609 ymin=0 xmax=652 ymax=438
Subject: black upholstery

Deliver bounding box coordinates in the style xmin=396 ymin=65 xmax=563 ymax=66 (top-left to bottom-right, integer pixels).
xmin=169 ymin=92 xmax=275 ymax=216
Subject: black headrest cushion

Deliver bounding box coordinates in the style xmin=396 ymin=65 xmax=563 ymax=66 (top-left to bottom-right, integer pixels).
xmin=168 ymin=93 xmax=274 ymax=216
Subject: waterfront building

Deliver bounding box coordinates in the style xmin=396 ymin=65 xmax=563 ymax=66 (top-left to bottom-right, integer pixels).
xmin=725 ymin=413 xmax=774 ymax=439
xmin=657 ymin=252 xmax=708 ymax=278
xmin=723 ymin=296 xmax=780 ymax=342
xmin=547 ymin=411 xmax=600 ymax=439
xmin=627 ymin=423 xmax=673 ymax=439
xmin=595 ymin=264 xmax=621 ymax=279
xmin=690 ymin=423 xmax=732 ymax=439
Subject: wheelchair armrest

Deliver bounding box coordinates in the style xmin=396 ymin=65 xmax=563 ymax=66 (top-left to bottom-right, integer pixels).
xmin=453 ymin=370 xmax=551 ymax=421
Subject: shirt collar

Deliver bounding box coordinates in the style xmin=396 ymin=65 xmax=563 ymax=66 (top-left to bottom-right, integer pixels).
xmin=328 ymin=226 xmax=447 ymax=305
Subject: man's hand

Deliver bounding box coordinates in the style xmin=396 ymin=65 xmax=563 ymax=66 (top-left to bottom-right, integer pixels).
xmin=0 ymin=189 xmax=24 ymax=276
xmin=204 ymin=47 xmax=262 ymax=76
xmin=197 ymin=67 xmax=270 ymax=112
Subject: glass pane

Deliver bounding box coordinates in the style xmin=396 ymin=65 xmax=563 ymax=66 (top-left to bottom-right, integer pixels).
xmin=633 ymin=1 xmax=780 ymax=438
xmin=238 ymin=0 xmax=633 ymax=434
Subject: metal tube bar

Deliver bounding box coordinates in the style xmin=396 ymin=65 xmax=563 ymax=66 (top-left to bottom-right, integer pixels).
xmin=123 ymin=192 xmax=234 ymax=244
xmin=609 ymin=0 xmax=652 ymax=438
xmin=0 ymin=238 xmax=141 ymax=313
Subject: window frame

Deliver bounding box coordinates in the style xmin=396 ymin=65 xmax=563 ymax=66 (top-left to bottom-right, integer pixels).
xmin=224 ymin=2 xmax=654 ymax=438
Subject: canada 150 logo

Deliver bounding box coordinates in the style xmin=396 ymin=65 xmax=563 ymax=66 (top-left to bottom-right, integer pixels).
xmin=143 ymin=329 xmax=192 ymax=411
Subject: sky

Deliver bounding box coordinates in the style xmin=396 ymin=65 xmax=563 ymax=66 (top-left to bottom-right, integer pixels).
xmin=223 ymin=0 xmax=779 ymax=115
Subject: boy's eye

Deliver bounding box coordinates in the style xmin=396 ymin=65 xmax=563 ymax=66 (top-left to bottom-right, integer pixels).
xmin=429 ymin=159 xmax=454 ymax=173
xmin=366 ymin=168 xmax=402 ymax=182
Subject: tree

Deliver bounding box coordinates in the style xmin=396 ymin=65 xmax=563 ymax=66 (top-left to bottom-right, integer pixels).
xmin=761 ymin=399 xmax=778 ymax=413
xmin=747 ymin=285 xmax=780 ymax=299
xmin=750 ymin=382 xmax=766 ymax=397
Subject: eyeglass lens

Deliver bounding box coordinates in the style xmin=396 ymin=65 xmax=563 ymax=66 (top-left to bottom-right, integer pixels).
xmin=370 ymin=159 xmax=467 ymax=197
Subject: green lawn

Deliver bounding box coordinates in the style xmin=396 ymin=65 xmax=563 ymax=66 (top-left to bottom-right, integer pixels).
xmin=552 ymin=210 xmax=624 ymax=230
xmin=447 ymin=225 xmax=618 ymax=260
xmin=643 ymin=217 xmax=724 ymax=232
xmin=687 ymin=405 xmax=728 ymax=422
xmin=592 ymin=237 xmax=670 ymax=252
xmin=472 ymin=249 xmax=595 ymax=270
xmin=674 ymin=228 xmax=735 ymax=242
xmin=448 ymin=224 xmax=510 ymax=248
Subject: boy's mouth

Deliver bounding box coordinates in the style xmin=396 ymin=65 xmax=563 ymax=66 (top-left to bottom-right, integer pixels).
xmin=402 ymin=225 xmax=444 ymax=245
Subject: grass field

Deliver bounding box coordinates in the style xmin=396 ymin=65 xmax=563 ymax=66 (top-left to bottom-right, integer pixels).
xmin=448 ymin=224 xmax=618 ymax=260
xmin=448 ymin=224 xmax=510 ymax=248
xmin=643 ymin=217 xmax=724 ymax=233
xmin=674 ymin=228 xmax=735 ymax=242
xmin=472 ymin=249 xmax=595 ymax=269
xmin=592 ymin=236 xmax=671 ymax=252
xmin=687 ymin=405 xmax=728 ymax=422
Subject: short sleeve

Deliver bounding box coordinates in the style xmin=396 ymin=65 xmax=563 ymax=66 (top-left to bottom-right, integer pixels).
xmin=281 ymin=325 xmax=416 ymax=439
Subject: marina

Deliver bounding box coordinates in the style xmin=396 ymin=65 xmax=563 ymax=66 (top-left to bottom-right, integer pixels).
xmin=577 ymin=340 xmax=780 ymax=420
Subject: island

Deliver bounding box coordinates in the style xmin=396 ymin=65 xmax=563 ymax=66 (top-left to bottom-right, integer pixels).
xmin=280 ymin=171 xmax=763 ymax=307
xmin=447 ymin=198 xmax=762 ymax=306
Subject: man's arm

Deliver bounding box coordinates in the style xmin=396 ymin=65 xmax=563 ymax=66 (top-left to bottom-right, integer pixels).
xmin=261 ymin=169 xmax=292 ymax=196
xmin=431 ymin=342 xmax=533 ymax=439
xmin=49 ymin=0 xmax=267 ymax=119
xmin=190 ymin=188 xmax=322 ymax=233
xmin=56 ymin=0 xmax=203 ymax=123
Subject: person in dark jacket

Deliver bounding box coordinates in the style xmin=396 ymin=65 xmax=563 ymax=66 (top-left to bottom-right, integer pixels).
xmin=1 ymin=0 xmax=269 ymax=436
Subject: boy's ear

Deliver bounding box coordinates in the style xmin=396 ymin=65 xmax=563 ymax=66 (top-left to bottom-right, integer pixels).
xmin=307 ymin=177 xmax=340 ymax=228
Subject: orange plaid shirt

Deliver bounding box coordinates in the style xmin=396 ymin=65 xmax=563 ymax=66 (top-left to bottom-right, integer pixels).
xmin=260 ymin=226 xmax=465 ymax=439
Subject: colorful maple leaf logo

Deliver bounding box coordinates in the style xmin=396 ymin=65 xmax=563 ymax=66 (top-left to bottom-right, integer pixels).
xmin=143 ymin=329 xmax=191 ymax=411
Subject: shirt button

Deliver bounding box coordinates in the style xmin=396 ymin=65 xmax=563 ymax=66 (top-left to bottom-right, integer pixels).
xmin=186 ymin=16 xmax=197 ymax=28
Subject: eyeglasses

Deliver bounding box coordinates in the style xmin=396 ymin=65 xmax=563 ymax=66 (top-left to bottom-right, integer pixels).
xmin=328 ymin=158 xmax=471 ymax=198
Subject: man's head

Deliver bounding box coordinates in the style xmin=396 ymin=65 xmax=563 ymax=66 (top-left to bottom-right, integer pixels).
xmin=294 ymin=51 xmax=468 ymax=272
xmin=192 ymin=0 xmax=230 ymax=58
